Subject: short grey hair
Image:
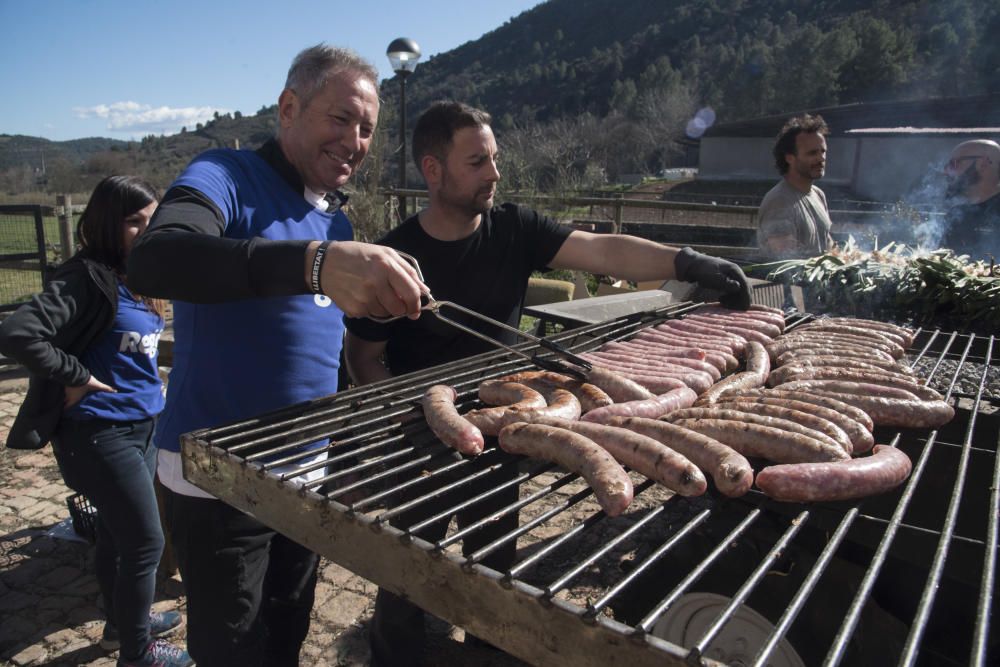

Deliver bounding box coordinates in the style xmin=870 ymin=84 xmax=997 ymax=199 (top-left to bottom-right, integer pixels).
xmin=284 ymin=44 xmax=379 ymax=109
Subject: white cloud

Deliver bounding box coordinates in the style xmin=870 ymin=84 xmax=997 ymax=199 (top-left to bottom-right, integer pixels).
xmin=72 ymin=100 xmax=230 ymax=136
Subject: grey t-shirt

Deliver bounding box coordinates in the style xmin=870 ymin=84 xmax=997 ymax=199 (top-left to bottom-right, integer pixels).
xmin=757 ymin=180 xmax=834 ymax=258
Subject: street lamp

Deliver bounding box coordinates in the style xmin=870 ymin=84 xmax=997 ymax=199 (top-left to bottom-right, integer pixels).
xmin=386 ymin=37 xmax=421 ymax=219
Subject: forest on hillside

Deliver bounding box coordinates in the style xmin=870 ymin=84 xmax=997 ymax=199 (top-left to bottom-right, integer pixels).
xmin=1 ymin=0 xmax=996 ymax=197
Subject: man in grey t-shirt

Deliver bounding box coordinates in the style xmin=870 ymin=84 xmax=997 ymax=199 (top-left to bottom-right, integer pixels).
xmin=757 ymin=114 xmax=834 ymax=259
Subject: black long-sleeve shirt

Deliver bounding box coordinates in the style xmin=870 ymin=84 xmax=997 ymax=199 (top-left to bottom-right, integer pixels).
xmin=127 ymin=138 xmax=347 ymax=302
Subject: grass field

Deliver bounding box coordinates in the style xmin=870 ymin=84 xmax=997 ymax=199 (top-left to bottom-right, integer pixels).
xmin=0 ymin=212 xmax=63 ymax=308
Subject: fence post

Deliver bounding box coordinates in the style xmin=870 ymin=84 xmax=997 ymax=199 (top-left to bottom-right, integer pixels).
xmin=56 ymin=194 xmax=74 ymax=263
xmin=613 ymin=193 xmax=624 ymax=234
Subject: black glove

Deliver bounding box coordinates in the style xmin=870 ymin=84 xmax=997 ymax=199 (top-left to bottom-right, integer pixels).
xmin=674 ymin=247 xmax=752 ymax=310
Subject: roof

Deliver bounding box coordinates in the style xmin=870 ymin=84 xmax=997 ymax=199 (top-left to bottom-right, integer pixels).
xmin=703 ymin=93 xmax=1000 ymax=138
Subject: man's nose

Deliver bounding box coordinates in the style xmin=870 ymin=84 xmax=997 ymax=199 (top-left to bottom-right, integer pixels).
xmin=340 ymin=125 xmax=363 ymax=153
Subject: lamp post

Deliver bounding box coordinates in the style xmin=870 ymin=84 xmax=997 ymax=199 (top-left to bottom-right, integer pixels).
xmin=386 ymin=37 xmax=421 ymax=219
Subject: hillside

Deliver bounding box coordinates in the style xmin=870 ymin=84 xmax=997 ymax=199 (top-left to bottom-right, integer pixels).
xmin=2 ymin=0 xmax=996 ymax=195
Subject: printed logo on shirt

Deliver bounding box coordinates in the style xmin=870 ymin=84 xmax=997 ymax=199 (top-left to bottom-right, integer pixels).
xmin=118 ymin=330 xmax=162 ymax=358
xmin=314 ymin=294 xmax=333 ymax=308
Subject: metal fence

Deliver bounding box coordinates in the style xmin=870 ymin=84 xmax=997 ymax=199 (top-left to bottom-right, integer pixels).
xmin=0 ymin=205 xmax=49 ymax=312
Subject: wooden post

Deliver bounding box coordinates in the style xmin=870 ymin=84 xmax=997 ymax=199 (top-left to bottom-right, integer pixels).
xmin=613 ymin=193 xmax=624 ymax=235
xmin=56 ymin=194 xmax=74 ymax=263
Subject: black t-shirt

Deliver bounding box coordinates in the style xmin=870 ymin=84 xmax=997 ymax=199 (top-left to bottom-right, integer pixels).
xmin=940 ymin=193 xmax=1000 ymax=261
xmin=344 ymin=203 xmax=572 ymax=376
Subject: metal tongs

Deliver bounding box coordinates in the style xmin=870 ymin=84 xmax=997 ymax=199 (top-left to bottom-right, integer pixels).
xmin=372 ymin=252 xmax=593 ymax=381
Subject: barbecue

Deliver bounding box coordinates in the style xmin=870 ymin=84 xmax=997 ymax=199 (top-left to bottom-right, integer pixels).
xmin=178 ymin=301 xmax=998 ymax=666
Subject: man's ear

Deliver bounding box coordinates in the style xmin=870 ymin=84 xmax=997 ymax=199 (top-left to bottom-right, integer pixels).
xmin=421 ymin=154 xmax=441 ymax=187
xmin=277 ymin=89 xmax=300 ymax=129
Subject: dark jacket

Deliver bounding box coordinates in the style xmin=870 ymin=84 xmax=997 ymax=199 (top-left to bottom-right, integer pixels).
xmin=0 ymin=255 xmax=118 ymax=449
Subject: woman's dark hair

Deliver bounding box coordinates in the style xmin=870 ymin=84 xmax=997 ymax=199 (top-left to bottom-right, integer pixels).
xmin=77 ymin=175 xmax=159 ymax=269
xmin=76 ymin=175 xmax=165 ymax=317
xmin=773 ymin=114 xmax=829 ymax=175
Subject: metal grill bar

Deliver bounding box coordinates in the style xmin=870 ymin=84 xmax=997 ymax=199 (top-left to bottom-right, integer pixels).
xmin=974 ymin=342 xmax=999 ymax=665
xmin=638 ymin=509 xmax=762 ymax=632
xmin=899 ymin=335 xmax=994 ymax=666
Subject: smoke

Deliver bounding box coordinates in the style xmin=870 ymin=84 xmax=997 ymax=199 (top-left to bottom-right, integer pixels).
xmin=895 ymin=159 xmax=951 ymax=251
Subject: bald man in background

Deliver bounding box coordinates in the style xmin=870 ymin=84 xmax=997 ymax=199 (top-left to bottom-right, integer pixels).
xmin=939 ymin=139 xmax=1000 ymax=261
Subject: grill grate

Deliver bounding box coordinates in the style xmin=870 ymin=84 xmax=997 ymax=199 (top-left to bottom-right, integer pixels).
xmin=180 ymin=304 xmax=998 ymax=667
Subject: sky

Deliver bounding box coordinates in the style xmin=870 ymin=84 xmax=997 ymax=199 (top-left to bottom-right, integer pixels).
xmin=0 ymin=0 xmax=545 ymax=142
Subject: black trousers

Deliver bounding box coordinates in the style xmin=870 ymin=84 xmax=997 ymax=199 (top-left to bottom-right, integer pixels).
xmin=369 ymin=452 xmax=520 ymax=667
xmin=162 ymin=488 xmax=319 ymax=667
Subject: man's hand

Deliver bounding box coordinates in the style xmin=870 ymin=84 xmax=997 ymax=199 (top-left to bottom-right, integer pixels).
xmin=317 ymin=242 xmax=428 ymax=319
xmin=673 ymin=247 xmax=752 ymax=310
xmin=64 ymin=376 xmax=115 ymax=408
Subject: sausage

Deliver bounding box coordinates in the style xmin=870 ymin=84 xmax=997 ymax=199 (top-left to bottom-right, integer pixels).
xmin=488 ymin=387 xmax=582 ymax=433
xmin=696 ymin=341 xmax=770 ymax=404
xmin=766 ymin=339 xmax=897 ymax=364
xmin=530 ymin=417 xmax=707 ymax=496
xmin=769 ymin=368 xmax=942 ymax=401
xmin=496 ymin=370 xmax=613 ymax=413
xmin=714 ymin=396 xmax=872 ymax=454
xmin=498 ymin=422 xmax=633 ymax=516
xmin=692 ymin=305 xmax=786 ymax=332
xmin=669 ymin=418 xmax=850 ymax=464
xmin=792 ymin=391 xmax=955 ymax=429
xmin=422 ymin=385 xmax=485 ymax=455
xmin=584 ymin=350 xmax=722 ymax=380
xmin=641 ymin=326 xmax=743 ymax=358
xmin=681 ymin=314 xmax=776 ymax=344
xmin=608 ymin=416 xmax=754 ymax=497
xmin=477 ymin=380 xmax=547 ymax=409
xmin=586 ymin=361 xmax=711 ymax=394
xmin=778 ymin=331 xmax=904 ymax=358
xmin=585 ymin=365 xmax=656 ymax=402
xmin=796 ymin=321 xmax=909 ymax=349
xmin=733 ymin=388 xmax=875 ymax=433
xmin=756 ymin=445 xmax=912 ymax=502
xmin=710 ymin=401 xmax=853 ymax=453
xmin=775 ymin=380 xmax=922 ymax=401
xmin=611 ymin=336 xmax=736 ymax=372
xmin=599 ymin=340 xmax=708 ymax=361
xmin=809 ymin=318 xmax=915 ymax=347
xmin=775 ymin=347 xmax=899 ymax=367
xmin=662 ymin=407 xmax=846 ymax=453
xmin=657 ymin=320 xmax=748 ymax=354
xmin=686 ymin=312 xmax=782 ymax=337
xmin=581 ymin=386 xmax=698 ymax=423
xmin=769 ymin=355 xmax=914 ymax=376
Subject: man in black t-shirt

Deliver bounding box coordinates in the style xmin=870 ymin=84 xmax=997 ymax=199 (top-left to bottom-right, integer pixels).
xmin=344 ymin=101 xmax=753 ymax=666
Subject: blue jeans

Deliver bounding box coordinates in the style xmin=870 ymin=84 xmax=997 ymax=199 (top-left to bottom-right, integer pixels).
xmin=162 ymin=488 xmax=319 ymax=667
xmin=52 ymin=416 xmax=163 ymax=660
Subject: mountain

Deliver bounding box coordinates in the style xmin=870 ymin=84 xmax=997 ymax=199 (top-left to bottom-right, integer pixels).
xmin=2 ymin=0 xmax=996 ymax=195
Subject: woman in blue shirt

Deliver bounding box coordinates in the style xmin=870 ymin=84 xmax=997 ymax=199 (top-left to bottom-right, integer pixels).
xmin=0 ymin=176 xmax=191 ymax=667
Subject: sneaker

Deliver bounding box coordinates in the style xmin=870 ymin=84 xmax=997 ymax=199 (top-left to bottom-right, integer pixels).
xmin=101 ymin=610 xmax=184 ymax=650
xmin=117 ymin=639 xmax=193 ymax=667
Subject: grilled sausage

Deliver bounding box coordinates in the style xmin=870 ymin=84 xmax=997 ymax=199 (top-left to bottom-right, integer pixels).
xmin=796 ymin=321 xmax=908 ymax=349
xmin=733 ymin=388 xmax=875 ymax=432
xmin=681 ymin=314 xmax=776 ymax=344
xmin=769 ymin=355 xmax=914 ymax=377
xmin=766 ymin=339 xmax=897 ymax=364
xmin=669 ymin=418 xmax=850 ymax=464
xmin=496 ymin=370 xmax=613 ymax=413
xmin=488 ymin=387 xmax=582 ymax=433
xmin=657 ymin=320 xmax=748 ymax=354
xmin=710 ymin=401 xmax=853 ymax=453
xmin=530 ymin=417 xmax=707 ymax=496
xmin=694 ymin=305 xmax=786 ymax=332
xmin=608 ymin=416 xmax=754 ymax=497
xmin=775 ymin=347 xmax=899 ymax=367
xmin=609 ymin=337 xmax=736 ymax=372
xmin=777 ymin=332 xmax=904 ymax=358
xmin=809 ymin=318 xmax=915 ymax=347
xmin=794 ymin=391 xmax=955 ymax=428
xmin=586 ymin=361 xmax=711 ymax=394
xmin=775 ymin=380 xmax=922 ymax=401
xmin=498 ymin=422 xmax=633 ymax=516
xmin=662 ymin=407 xmax=846 ymax=453
xmin=585 ymin=365 xmax=656 ymax=402
xmin=581 ymin=386 xmax=698 ymax=423
xmin=714 ymin=396 xmax=872 ymax=454
xmin=477 ymin=380 xmax=547 ymax=409
xmin=422 ymin=385 xmax=485 ymax=455
xmin=696 ymin=341 xmax=770 ymax=404
xmin=584 ymin=350 xmax=722 ymax=380
xmin=756 ymin=445 xmax=912 ymax=502
xmin=641 ymin=326 xmax=744 ymax=358
xmin=769 ymin=368 xmax=941 ymax=401
xmin=600 ymin=340 xmax=708 ymax=361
